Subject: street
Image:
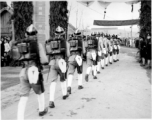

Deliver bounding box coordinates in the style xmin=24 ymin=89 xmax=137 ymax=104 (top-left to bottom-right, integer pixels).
xmin=1 ymin=46 xmax=151 ymax=119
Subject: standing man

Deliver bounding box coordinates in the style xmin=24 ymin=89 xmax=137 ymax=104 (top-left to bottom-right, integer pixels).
xmin=46 ymin=26 xmax=68 ymax=108
xmin=17 ymin=24 xmax=48 ymax=120
xmin=145 ymin=34 xmax=151 ymax=69
xmin=67 ymin=29 xmax=84 ymax=95
xmin=85 ymin=33 xmax=98 ymax=82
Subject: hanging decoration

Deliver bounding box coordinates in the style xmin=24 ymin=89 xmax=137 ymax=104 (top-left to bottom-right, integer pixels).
xmin=125 ymin=0 xmax=140 ymax=12
xmin=77 ymin=0 xmax=95 ymax=7
xmin=98 ymin=0 xmax=111 ymax=19
xmin=94 ymin=19 xmax=139 ymax=26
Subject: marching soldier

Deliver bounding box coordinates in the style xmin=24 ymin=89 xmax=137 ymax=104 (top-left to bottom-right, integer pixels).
xmin=45 ymin=26 xmax=68 ymax=108
xmin=100 ymin=34 xmax=108 ymax=68
xmin=98 ymin=33 xmax=104 ymax=69
xmin=17 ymin=24 xmax=48 ymax=120
xmin=114 ymin=35 xmax=120 ymax=61
xmin=109 ymin=36 xmax=114 ymax=64
xmin=113 ymin=35 xmax=118 ymax=62
xmin=67 ymin=29 xmax=84 ymax=95
xmin=96 ymin=32 xmax=102 ymax=74
xmin=104 ymin=35 xmax=110 ymax=66
xmin=85 ymin=33 xmax=98 ymax=82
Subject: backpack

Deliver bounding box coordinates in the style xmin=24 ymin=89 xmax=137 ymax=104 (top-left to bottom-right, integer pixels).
xmin=87 ymin=36 xmax=96 ymax=48
xmin=17 ymin=39 xmax=39 ymax=60
xmin=69 ymin=36 xmax=82 ymax=52
xmin=45 ymin=37 xmax=66 ymax=55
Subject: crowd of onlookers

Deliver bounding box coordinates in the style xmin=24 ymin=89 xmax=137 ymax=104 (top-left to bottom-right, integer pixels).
xmin=121 ymin=37 xmax=138 ymax=48
xmin=1 ymin=36 xmax=12 ymax=67
xmin=137 ymin=34 xmax=151 ymax=69
xmin=120 ymin=35 xmax=151 ymax=69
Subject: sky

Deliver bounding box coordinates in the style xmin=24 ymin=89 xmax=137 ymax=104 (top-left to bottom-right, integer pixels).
xmin=68 ymin=0 xmax=141 ymax=37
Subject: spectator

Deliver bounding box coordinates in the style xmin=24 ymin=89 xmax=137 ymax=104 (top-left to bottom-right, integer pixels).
xmin=4 ymin=39 xmax=10 ymax=53
xmin=4 ymin=38 xmax=11 ymax=66
xmin=140 ymin=37 xmax=147 ymax=66
xmin=145 ymin=34 xmax=151 ymax=69
xmin=1 ymin=37 xmax=5 ymax=57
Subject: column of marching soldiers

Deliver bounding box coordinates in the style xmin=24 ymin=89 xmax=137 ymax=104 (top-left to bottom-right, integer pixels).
xmin=15 ymin=24 xmax=120 ymax=120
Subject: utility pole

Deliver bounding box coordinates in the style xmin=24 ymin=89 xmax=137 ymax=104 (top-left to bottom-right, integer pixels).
xmin=76 ymin=9 xmax=78 ymax=29
xmin=131 ymin=26 xmax=132 ymax=38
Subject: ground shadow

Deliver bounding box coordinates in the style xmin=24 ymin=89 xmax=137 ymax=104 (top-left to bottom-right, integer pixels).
xmin=146 ymin=69 xmax=151 ymax=84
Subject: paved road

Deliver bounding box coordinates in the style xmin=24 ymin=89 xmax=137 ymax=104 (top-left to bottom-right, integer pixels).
xmin=1 ymin=46 xmax=151 ymax=119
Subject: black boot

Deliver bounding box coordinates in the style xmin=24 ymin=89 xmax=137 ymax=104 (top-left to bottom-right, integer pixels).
xmin=97 ymin=71 xmax=100 ymax=74
xmin=39 ymin=107 xmax=48 ymax=116
xmin=63 ymin=94 xmax=69 ymax=100
xmin=78 ymin=85 xmax=83 ymax=89
xmin=49 ymin=101 xmax=55 ymax=108
xmin=85 ymin=74 xmax=89 ymax=82
xmin=102 ymin=67 xmax=104 ymax=69
xmin=67 ymin=87 xmax=71 ymax=94
xmin=93 ymin=76 xmax=97 ymax=79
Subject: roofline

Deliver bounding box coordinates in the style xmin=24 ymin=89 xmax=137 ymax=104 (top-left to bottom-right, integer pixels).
xmin=0 ymin=7 xmax=13 ymax=15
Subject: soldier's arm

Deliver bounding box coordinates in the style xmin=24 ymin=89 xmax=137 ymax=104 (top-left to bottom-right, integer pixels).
xmin=38 ymin=43 xmax=48 ymax=65
xmin=82 ymin=38 xmax=86 ymax=55
xmin=98 ymin=39 xmax=101 ymax=51
xmin=105 ymin=40 xmax=108 ymax=51
xmin=66 ymin=40 xmax=70 ymax=58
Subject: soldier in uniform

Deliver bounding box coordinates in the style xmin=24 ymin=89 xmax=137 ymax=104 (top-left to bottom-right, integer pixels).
xmin=46 ymin=26 xmax=68 ymax=108
xmin=17 ymin=24 xmax=48 ymax=120
xmin=104 ymin=34 xmax=110 ymax=66
xmin=116 ymin=35 xmax=120 ymax=61
xmin=101 ymin=34 xmax=108 ymax=68
xmin=85 ymin=33 xmax=98 ymax=82
xmin=98 ymin=33 xmax=105 ymax=69
xmin=96 ymin=32 xmax=102 ymax=73
xmin=67 ymin=29 xmax=84 ymax=95
xmin=113 ymin=35 xmax=118 ymax=62
xmin=109 ymin=35 xmax=114 ymax=64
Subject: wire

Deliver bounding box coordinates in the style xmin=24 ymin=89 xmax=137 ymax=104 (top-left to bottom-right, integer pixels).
xmin=87 ymin=7 xmax=116 ymax=19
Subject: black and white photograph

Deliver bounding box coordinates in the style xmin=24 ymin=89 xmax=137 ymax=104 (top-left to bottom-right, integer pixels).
xmin=0 ymin=0 xmax=151 ymax=119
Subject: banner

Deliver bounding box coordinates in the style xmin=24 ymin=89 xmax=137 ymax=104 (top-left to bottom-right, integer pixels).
xmin=93 ymin=19 xmax=139 ymax=26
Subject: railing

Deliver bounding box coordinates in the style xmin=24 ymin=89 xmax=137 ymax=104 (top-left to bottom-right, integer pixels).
xmin=1 ymin=27 xmax=12 ymax=34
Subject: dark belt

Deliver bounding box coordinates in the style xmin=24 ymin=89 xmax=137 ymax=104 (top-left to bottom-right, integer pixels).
xmin=87 ymin=48 xmax=96 ymax=52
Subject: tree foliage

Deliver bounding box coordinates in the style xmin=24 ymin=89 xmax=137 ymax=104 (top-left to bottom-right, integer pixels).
xmin=12 ymin=2 xmax=33 ymax=40
xmin=0 ymin=2 xmax=7 ymax=10
xmin=49 ymin=1 xmax=68 ymax=37
xmin=139 ymin=0 xmax=151 ymax=39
